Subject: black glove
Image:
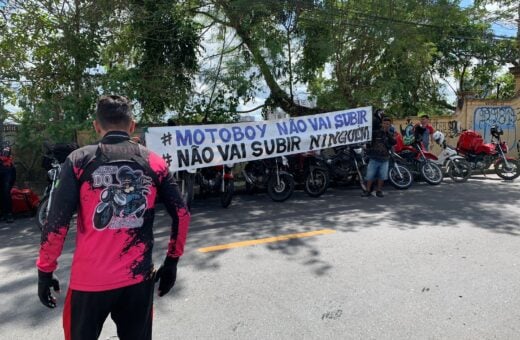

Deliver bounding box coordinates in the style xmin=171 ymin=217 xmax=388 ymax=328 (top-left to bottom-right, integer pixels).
xmin=38 ymin=270 xmax=60 ymax=308
xmin=154 ymin=257 xmax=179 ymax=297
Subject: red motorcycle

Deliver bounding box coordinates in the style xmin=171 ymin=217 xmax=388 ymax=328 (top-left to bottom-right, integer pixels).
xmin=394 ymin=129 xmax=444 ymax=185
xmin=457 ymin=126 xmax=519 ymax=180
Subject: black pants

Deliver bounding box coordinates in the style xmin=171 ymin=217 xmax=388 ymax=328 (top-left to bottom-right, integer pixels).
xmin=63 ymin=279 xmax=155 ymax=340
xmin=0 ymin=166 xmax=15 ymax=216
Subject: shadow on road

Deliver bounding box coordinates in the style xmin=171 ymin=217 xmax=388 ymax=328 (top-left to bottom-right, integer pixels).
xmin=0 ymin=176 xmax=518 ymax=328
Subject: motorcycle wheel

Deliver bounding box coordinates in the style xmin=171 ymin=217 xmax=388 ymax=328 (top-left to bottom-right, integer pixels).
xmin=93 ymin=204 xmax=114 ymax=230
xmin=420 ymin=161 xmax=443 ymax=185
xmin=495 ymin=159 xmax=520 ymax=180
xmin=267 ymin=173 xmax=295 ymax=202
xmin=388 ymin=164 xmax=413 ymax=190
xmin=304 ymin=167 xmax=329 ymax=198
xmin=36 ymin=197 xmax=49 ymax=231
xmin=447 ymin=159 xmax=472 ymax=183
xmin=220 ymin=180 xmax=234 ymax=208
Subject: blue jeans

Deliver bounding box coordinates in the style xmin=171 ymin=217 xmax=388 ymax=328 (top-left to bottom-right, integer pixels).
xmin=366 ymin=159 xmax=389 ymax=181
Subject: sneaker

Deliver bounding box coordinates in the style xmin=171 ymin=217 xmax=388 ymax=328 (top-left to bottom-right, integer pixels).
xmin=6 ymin=214 xmax=14 ymax=223
xmin=375 ymin=191 xmax=384 ymax=198
xmin=361 ymin=190 xmax=373 ymax=197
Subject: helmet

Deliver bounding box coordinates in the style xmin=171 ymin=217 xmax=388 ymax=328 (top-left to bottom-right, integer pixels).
xmin=432 ymin=131 xmax=444 ymax=145
xmin=374 ymin=108 xmax=385 ymax=120
xmin=490 ymin=125 xmax=503 ymax=138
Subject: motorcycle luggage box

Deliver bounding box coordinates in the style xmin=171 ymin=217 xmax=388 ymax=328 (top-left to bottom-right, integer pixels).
xmin=457 ymin=130 xmax=484 ymax=153
xmin=11 ymin=187 xmax=40 ymax=214
xmin=474 ymin=143 xmax=495 ymax=155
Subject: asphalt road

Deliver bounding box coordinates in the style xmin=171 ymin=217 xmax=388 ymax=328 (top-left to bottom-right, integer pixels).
xmin=0 ymin=175 xmax=519 ymax=340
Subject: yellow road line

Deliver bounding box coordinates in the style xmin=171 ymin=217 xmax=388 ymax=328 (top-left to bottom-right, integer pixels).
xmin=198 ymin=229 xmax=336 ymax=253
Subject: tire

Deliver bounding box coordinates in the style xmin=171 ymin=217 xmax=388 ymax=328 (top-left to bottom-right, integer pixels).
xmin=93 ymin=204 xmax=114 ymax=230
xmin=267 ymin=173 xmax=295 ymax=202
xmin=36 ymin=196 xmax=49 ymax=231
xmin=304 ymin=167 xmax=329 ymax=198
xmin=447 ymin=159 xmax=472 ymax=183
xmin=495 ymin=159 xmax=520 ymax=180
xmin=420 ymin=161 xmax=443 ymax=185
xmin=388 ymin=164 xmax=413 ymax=190
xmin=220 ymin=180 xmax=234 ymax=208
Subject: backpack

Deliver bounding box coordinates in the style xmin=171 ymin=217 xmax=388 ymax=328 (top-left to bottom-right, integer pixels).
xmin=402 ymin=123 xmax=415 ymax=146
xmin=78 ymin=141 xmax=160 ymax=188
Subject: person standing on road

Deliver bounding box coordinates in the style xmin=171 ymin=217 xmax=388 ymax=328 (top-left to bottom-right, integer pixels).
xmin=36 ymin=95 xmax=190 ymax=340
xmin=0 ymin=143 xmax=15 ymax=223
xmin=415 ymin=114 xmax=435 ymax=151
xmin=362 ymin=116 xmax=396 ymax=198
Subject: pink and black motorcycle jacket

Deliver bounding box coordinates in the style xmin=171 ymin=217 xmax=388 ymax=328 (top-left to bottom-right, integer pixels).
xmin=36 ymin=131 xmax=190 ymax=292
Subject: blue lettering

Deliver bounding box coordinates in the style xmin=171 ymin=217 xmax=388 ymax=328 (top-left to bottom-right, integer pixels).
xmin=334 ymin=114 xmax=344 ymax=129
xmin=277 ymin=122 xmax=288 ymax=135
xmin=219 ymin=128 xmax=232 ymax=142
xmin=244 ymin=126 xmax=255 ymax=140
xmin=297 ymin=119 xmax=307 ymax=132
xmin=232 ymin=126 xmax=244 ymax=142
xmin=359 ymin=110 xmax=368 ymax=124
xmin=205 ymin=128 xmax=218 ymax=143
xmin=176 ymin=130 xmax=192 ymax=147
xmin=256 ymin=124 xmax=267 ymax=138
xmin=307 ymin=118 xmax=318 ymax=131
xmin=193 ymin=129 xmax=205 ymax=145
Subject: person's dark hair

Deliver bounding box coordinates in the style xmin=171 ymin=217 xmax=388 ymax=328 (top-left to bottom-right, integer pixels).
xmin=95 ymin=95 xmax=133 ymax=129
xmin=420 ymin=114 xmax=429 ymax=119
xmin=382 ymin=117 xmax=392 ymax=122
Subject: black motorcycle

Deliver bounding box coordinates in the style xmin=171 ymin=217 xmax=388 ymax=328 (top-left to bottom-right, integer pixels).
xmin=196 ymin=164 xmax=234 ymax=208
xmin=242 ymin=156 xmax=295 ymax=202
xmin=173 ymin=170 xmax=195 ymax=211
xmin=320 ymin=145 xmax=368 ymax=191
xmin=37 ymin=142 xmax=78 ymax=230
xmin=287 ymin=151 xmax=330 ymax=197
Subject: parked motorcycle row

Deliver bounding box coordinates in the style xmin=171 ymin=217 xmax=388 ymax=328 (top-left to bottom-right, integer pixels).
xmin=35 ymin=125 xmax=519 ymax=220
xmin=177 ymin=125 xmax=519 ymax=210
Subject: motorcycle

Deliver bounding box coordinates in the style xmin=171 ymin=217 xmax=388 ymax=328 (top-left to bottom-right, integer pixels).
xmin=456 ymin=126 xmax=520 ymax=180
xmin=172 ymin=169 xmax=196 ymax=211
xmin=320 ymin=145 xmax=367 ymax=191
xmin=432 ymin=131 xmax=472 ymax=183
xmin=196 ymin=164 xmax=234 ymax=208
xmin=287 ymin=151 xmax=329 ymax=198
xmin=394 ymin=132 xmax=443 ymax=185
xmin=387 ymin=150 xmax=414 ymax=190
xmin=242 ymin=156 xmax=295 ymax=202
xmin=37 ymin=142 xmax=78 ymax=230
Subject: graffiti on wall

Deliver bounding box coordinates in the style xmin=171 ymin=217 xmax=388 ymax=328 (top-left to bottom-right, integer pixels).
xmin=430 ymin=120 xmax=462 ymax=138
xmin=473 ymin=106 xmax=517 ymax=150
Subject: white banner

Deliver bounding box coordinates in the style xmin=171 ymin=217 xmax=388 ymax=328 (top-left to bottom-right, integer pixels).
xmin=145 ymin=106 xmax=372 ymax=171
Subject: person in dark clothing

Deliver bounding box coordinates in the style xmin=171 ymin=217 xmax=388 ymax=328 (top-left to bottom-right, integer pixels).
xmin=362 ymin=116 xmax=396 ymax=197
xmin=0 ymin=144 xmax=15 ymax=223
xmin=36 ymin=95 xmax=190 ymax=340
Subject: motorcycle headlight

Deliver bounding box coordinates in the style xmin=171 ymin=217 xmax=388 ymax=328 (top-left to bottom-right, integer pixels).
xmin=353 ymin=148 xmax=363 ymax=155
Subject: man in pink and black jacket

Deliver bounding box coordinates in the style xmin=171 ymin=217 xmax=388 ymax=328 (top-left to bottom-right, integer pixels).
xmin=36 ymin=95 xmax=190 ymax=340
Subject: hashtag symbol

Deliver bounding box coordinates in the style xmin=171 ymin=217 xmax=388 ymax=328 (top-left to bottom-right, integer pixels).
xmin=162 ymin=153 xmax=172 ymax=167
xmin=161 ymin=132 xmax=172 ymax=146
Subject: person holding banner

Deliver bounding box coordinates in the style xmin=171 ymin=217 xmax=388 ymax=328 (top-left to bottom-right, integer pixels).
xmin=36 ymin=95 xmax=190 ymax=340
xmin=362 ymin=116 xmax=396 ymax=198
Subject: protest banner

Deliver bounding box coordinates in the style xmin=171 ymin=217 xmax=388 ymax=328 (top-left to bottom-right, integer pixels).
xmin=145 ymin=106 xmax=372 ymax=171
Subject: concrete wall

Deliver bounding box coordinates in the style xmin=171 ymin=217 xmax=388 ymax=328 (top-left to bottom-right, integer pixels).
xmin=392 ymin=92 xmax=519 ymax=157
